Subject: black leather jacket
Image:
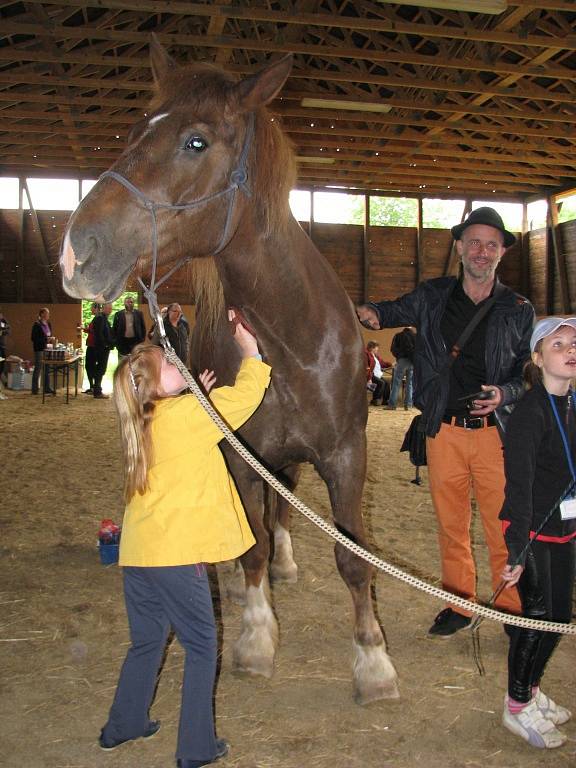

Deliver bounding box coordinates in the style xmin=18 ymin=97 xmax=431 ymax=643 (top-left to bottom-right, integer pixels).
xmin=369 ymin=277 xmax=535 ymax=437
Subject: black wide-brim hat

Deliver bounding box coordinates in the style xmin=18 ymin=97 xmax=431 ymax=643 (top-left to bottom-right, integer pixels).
xmin=451 ymin=206 xmax=516 ymax=248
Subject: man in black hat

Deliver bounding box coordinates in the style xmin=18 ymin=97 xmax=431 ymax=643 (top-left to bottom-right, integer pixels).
xmin=357 ymin=206 xmax=535 ymax=637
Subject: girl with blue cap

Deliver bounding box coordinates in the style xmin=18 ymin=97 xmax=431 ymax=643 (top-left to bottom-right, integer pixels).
xmin=499 ymin=316 xmax=576 ymax=748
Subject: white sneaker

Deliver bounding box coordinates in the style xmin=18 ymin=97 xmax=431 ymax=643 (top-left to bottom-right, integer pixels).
xmin=534 ymin=689 xmax=572 ymax=726
xmin=502 ymin=698 xmax=567 ymax=749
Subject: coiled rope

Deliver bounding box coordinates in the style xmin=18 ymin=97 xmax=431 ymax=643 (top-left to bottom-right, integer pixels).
xmin=163 ymin=344 xmax=575 ymax=637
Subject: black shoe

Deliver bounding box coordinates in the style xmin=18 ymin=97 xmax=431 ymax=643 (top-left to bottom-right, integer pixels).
xmin=428 ymin=608 xmax=472 ymax=637
xmin=99 ymin=720 xmax=161 ymax=751
xmin=82 ymin=388 xmax=93 ymax=394
xmin=94 ymin=393 xmax=109 ymax=399
xmin=177 ymin=738 xmax=229 ymax=768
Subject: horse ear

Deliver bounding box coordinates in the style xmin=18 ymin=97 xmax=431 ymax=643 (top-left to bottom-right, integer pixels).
xmin=149 ymin=34 xmax=175 ymax=87
xmin=234 ymin=53 xmax=293 ymax=111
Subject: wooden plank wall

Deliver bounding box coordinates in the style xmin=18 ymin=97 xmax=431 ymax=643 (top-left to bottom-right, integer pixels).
xmin=527 ymin=228 xmax=547 ymax=315
xmin=552 ymin=219 xmax=576 ymax=316
xmin=1 ymin=210 xmax=575 ymax=315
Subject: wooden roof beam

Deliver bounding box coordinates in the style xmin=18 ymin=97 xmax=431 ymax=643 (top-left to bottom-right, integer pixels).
xmin=3 ymin=37 xmax=573 ymax=83
xmin=16 ymin=0 xmax=576 ymax=47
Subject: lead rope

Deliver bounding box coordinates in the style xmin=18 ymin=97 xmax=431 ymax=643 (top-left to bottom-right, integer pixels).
xmin=159 ymin=342 xmax=575 ymax=637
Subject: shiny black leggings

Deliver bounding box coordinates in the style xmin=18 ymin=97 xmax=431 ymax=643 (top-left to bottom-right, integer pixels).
xmin=508 ymin=539 xmax=575 ymax=702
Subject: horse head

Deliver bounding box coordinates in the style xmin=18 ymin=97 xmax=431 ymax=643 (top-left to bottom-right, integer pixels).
xmin=60 ymin=39 xmax=294 ymax=302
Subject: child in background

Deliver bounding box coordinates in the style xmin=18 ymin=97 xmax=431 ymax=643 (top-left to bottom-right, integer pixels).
xmin=499 ymin=317 xmax=576 ymax=749
xmin=99 ymin=310 xmax=271 ymax=768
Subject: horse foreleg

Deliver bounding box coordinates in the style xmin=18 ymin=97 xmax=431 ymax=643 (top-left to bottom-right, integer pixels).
xmin=224 ymin=559 xmax=246 ymax=606
xmin=321 ymin=443 xmax=400 ymax=704
xmin=269 ymin=466 xmax=300 ymax=584
xmin=231 ymin=475 xmax=278 ymax=679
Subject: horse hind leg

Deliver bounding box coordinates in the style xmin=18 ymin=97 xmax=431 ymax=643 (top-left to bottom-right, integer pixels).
xmin=230 ymin=473 xmax=278 ymax=679
xmin=269 ymin=466 xmax=300 ymax=584
xmin=320 ymin=443 xmax=400 ymax=704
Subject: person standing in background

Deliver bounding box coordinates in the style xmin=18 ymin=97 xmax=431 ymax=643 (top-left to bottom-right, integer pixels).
xmin=82 ymin=302 xmax=100 ymax=394
xmin=31 ymin=307 xmax=55 ymax=395
xmin=152 ymin=303 xmax=189 ymax=366
xmin=92 ymin=302 xmax=115 ymax=399
xmin=0 ymin=309 xmax=9 ymax=399
xmin=113 ymin=297 xmax=146 ymax=359
xmin=0 ymin=309 xmax=10 ymax=386
xmin=386 ymin=327 xmax=416 ymax=410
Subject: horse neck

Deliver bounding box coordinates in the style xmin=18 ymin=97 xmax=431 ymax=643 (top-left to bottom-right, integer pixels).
xmin=216 ymin=216 xmax=324 ymax=326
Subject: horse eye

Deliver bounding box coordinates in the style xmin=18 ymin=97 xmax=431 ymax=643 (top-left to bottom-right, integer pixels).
xmin=184 ymin=135 xmax=207 ymax=152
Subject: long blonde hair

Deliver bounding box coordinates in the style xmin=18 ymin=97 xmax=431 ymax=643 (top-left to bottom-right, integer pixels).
xmin=113 ymin=344 xmax=164 ymax=502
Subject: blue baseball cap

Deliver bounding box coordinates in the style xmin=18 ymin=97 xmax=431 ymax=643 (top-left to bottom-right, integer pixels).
xmin=530 ymin=317 xmax=576 ymax=353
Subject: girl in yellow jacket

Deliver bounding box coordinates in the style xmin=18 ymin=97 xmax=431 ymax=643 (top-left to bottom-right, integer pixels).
xmin=98 ymin=312 xmax=271 ymax=768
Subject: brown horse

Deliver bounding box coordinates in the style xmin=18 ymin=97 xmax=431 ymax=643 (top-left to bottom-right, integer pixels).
xmin=60 ymin=40 xmax=398 ymax=704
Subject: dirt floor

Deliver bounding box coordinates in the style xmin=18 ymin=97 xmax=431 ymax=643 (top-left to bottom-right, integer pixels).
xmin=2 ymin=388 xmax=575 ymax=768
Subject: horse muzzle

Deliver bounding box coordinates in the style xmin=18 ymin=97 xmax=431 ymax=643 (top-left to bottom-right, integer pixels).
xmin=60 ymin=227 xmax=134 ymax=302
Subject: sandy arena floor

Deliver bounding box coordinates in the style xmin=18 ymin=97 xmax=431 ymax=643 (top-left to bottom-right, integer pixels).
xmin=1 ymin=390 xmax=574 ymax=768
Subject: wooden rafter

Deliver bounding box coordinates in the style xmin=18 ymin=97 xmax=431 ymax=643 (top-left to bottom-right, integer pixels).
xmin=0 ymin=1 xmax=574 ymax=200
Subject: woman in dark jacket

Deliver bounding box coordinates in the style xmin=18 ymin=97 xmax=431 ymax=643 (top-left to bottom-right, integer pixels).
xmin=31 ymin=307 xmax=54 ymax=394
xmin=152 ymin=303 xmax=189 ymax=366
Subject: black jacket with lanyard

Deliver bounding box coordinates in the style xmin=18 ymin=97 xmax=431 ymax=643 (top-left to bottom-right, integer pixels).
xmin=368 ymin=276 xmax=535 ymax=437
xmin=500 ymin=382 xmax=576 ymax=565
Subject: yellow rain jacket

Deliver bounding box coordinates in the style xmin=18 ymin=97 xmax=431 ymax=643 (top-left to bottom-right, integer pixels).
xmin=119 ymin=357 xmax=271 ymax=567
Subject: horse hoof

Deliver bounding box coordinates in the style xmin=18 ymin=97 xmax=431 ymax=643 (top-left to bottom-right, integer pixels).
xmin=353 ymin=678 xmax=400 ymax=705
xmin=352 ymin=641 xmax=400 ymax=704
xmin=232 ymin=653 xmax=275 ymax=679
xmin=269 ymin=561 xmax=298 ymax=584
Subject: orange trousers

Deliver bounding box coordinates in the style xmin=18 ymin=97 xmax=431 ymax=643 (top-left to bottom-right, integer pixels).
xmin=426 ymin=421 xmax=520 ymax=617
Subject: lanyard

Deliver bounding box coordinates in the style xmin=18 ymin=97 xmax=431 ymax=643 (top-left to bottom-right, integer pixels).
xmin=546 ymin=390 xmax=576 ymax=486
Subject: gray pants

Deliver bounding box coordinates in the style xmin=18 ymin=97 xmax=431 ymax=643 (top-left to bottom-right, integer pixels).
xmin=32 ymin=350 xmax=51 ymax=393
xmin=101 ymin=564 xmax=219 ymax=762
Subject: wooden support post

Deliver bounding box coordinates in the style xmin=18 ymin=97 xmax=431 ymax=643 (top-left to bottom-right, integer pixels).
xmin=415 ymin=197 xmax=422 ymax=287
xmin=309 ymin=188 xmax=315 ymax=242
xmin=16 ymin=178 xmax=25 ymax=302
xmin=547 ymin=195 xmax=571 ymax=314
xmin=520 ymin=200 xmax=530 ymax=299
xmin=444 ymin=200 xmax=471 ymax=276
xmin=22 ymin=180 xmax=59 ymax=304
xmin=363 ymin=193 xmax=371 ymax=303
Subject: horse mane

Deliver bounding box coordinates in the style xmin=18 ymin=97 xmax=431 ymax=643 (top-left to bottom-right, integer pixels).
xmin=151 ymin=59 xmax=297 ymax=336
xmin=186 ymin=258 xmax=223 ymax=340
